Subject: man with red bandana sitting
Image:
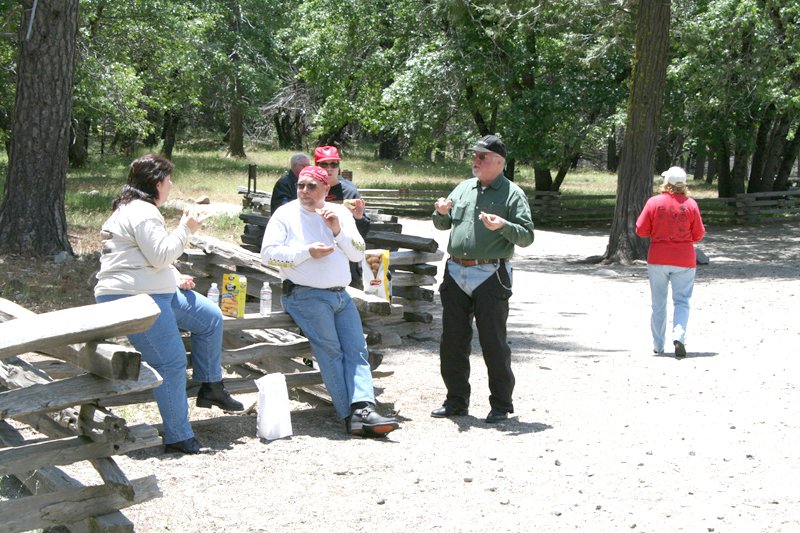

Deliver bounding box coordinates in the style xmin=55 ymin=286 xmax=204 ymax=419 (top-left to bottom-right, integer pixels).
xmin=260 ymin=165 xmax=399 ymax=437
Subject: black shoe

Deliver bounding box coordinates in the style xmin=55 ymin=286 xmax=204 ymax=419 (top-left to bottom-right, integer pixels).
xmin=485 ymin=409 xmax=509 ymax=423
xmin=164 ymin=437 xmax=208 ymax=455
xmin=349 ymin=405 xmax=399 ymax=437
xmin=674 ymin=340 xmax=687 ymax=358
xmin=196 ymin=381 xmax=244 ymax=411
xmin=431 ymin=406 xmax=469 ymax=418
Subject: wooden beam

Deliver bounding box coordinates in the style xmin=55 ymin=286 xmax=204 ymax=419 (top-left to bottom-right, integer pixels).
xmin=0 ymin=423 xmax=160 ymax=477
xmin=0 ymin=362 xmax=162 ymax=419
xmin=0 ymin=422 xmax=138 ymax=533
xmin=0 ymin=295 xmax=159 ymax=361
xmin=0 ymin=475 xmax=161 ymax=533
xmin=0 ymin=299 xmax=141 ymax=380
xmin=389 ymin=249 xmax=444 ymax=266
xmin=365 ymin=230 xmax=439 ymax=252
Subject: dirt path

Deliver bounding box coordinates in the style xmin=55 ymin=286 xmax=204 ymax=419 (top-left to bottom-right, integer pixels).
xmin=45 ymin=221 xmax=800 ymax=532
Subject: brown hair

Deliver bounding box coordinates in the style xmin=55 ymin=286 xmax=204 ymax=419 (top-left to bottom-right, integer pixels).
xmin=112 ymin=154 xmax=174 ymax=210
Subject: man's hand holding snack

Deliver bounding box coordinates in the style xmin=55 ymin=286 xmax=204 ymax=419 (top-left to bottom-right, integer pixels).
xmin=434 ymin=197 xmax=452 ymax=215
xmin=343 ymin=198 xmax=365 ymax=219
xmin=308 ymin=242 xmax=335 ymax=259
xmin=315 ymin=206 xmax=342 ymax=236
xmin=479 ymin=211 xmax=506 ymax=231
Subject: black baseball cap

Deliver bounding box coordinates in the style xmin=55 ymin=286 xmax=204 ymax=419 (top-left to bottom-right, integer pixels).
xmin=471 ymin=135 xmax=506 ymax=158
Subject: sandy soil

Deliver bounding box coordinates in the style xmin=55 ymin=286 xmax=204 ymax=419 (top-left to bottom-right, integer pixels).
xmin=12 ymin=218 xmax=800 ymax=532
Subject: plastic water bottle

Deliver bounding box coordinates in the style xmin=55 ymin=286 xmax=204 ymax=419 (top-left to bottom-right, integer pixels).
xmin=260 ymin=282 xmax=272 ymax=316
xmin=207 ymin=282 xmax=220 ymax=306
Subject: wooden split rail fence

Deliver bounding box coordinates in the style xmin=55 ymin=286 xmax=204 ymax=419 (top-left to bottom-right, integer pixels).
xmin=0 ymin=295 xmax=164 ymax=533
xmin=241 ymin=184 xmax=800 ymax=226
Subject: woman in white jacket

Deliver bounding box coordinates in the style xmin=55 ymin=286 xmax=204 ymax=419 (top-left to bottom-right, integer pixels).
xmin=95 ymin=154 xmax=242 ymax=454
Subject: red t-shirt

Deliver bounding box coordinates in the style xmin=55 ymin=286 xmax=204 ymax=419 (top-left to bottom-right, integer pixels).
xmin=635 ymin=193 xmax=705 ymax=267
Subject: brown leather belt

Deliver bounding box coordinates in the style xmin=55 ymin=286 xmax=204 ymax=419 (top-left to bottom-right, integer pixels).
xmin=449 ymin=256 xmax=499 ymax=267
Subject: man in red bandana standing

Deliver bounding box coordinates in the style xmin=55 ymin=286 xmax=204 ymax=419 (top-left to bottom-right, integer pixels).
xmin=260 ymin=165 xmax=399 ymax=437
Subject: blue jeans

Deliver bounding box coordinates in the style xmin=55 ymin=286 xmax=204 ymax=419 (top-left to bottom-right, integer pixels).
xmin=282 ymin=286 xmax=374 ymax=419
xmin=647 ymin=264 xmax=696 ymax=352
xmin=96 ymin=290 xmax=223 ymax=445
xmin=446 ymin=259 xmax=512 ymax=297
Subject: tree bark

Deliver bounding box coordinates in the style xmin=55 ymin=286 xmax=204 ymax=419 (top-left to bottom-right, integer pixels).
xmin=160 ymin=110 xmax=179 ymax=160
xmin=760 ymin=113 xmax=792 ymax=191
xmin=606 ymin=125 xmax=619 ymax=172
xmin=226 ymin=0 xmax=246 ymax=158
xmin=693 ymin=143 xmax=706 ymax=182
xmin=747 ymin=103 xmax=776 ymax=193
xmin=774 ymin=121 xmax=800 ymax=191
xmin=604 ymin=0 xmax=671 ymax=264
xmin=0 ymin=0 xmax=79 ymax=256
xmin=534 ymin=167 xmax=553 ymax=191
xmin=68 ymin=116 xmax=89 ymax=168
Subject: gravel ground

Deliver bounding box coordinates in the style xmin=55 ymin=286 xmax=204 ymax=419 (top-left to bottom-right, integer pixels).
xmin=7 ymin=218 xmax=800 ymax=532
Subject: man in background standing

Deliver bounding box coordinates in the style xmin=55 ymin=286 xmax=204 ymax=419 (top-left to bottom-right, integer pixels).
xmin=270 ymin=153 xmax=311 ymax=215
xmin=431 ymin=135 xmax=534 ymax=424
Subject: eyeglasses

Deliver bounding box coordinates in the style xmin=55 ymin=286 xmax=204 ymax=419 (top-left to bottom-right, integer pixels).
xmin=472 ymin=153 xmax=493 ymax=161
xmin=318 ymin=162 xmax=339 ymax=169
xmin=297 ymin=182 xmax=318 ymax=191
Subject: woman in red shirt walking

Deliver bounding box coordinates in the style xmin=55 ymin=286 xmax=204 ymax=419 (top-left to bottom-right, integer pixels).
xmin=636 ymin=167 xmax=706 ymax=358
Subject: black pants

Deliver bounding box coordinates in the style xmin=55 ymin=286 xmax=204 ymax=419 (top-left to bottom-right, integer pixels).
xmin=439 ymin=262 xmax=514 ymax=413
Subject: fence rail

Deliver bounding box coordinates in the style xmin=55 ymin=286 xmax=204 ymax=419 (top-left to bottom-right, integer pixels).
xmin=347 ymin=188 xmax=800 ymax=225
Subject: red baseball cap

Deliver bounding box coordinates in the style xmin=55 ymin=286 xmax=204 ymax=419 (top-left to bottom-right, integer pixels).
xmin=314 ymin=146 xmax=341 ymax=163
xmin=299 ymin=165 xmax=330 ymax=186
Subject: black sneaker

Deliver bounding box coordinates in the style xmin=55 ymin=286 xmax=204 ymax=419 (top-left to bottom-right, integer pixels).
xmin=164 ymin=437 xmax=208 ymax=455
xmin=349 ymin=405 xmax=399 ymax=437
xmin=674 ymin=340 xmax=687 ymax=358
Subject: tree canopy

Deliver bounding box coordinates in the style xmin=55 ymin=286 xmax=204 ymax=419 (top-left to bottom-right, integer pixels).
xmin=1 ymin=0 xmax=798 ymax=191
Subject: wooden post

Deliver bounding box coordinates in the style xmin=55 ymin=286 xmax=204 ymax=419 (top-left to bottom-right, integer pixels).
xmin=248 ymin=163 xmax=257 ymax=194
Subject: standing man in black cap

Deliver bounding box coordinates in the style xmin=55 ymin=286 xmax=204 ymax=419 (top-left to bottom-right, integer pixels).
xmin=431 ymin=135 xmax=534 ymax=423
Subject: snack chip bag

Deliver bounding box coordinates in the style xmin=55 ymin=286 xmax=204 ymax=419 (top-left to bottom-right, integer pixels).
xmin=361 ymin=249 xmax=391 ymax=301
xmin=220 ymin=274 xmax=247 ymax=318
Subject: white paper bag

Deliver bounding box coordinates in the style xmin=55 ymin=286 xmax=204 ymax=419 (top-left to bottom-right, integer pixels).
xmin=256 ymin=373 xmax=292 ymax=440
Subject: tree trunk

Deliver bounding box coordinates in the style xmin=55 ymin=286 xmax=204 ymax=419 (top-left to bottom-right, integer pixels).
xmin=68 ymin=116 xmax=89 ymax=168
xmin=706 ymin=155 xmax=717 ymax=185
xmin=505 ymin=158 xmax=515 ymax=182
xmin=534 ymin=167 xmax=553 ymax=191
xmin=714 ymin=138 xmax=735 ymax=197
xmin=604 ymin=0 xmax=671 ymax=264
xmin=747 ymin=103 xmax=776 ymax=193
xmin=0 ymin=0 xmax=78 ymax=256
xmin=226 ymin=0 xmax=246 ymax=158
xmin=160 ymin=110 xmax=179 ymax=160
xmin=607 ymin=125 xmax=619 ymax=172
xmin=377 ymin=132 xmax=402 ymax=160
xmin=761 ymin=113 xmax=792 ymax=191
xmin=774 ymin=121 xmax=800 ymax=191
xmin=693 ymin=144 xmax=706 ymax=181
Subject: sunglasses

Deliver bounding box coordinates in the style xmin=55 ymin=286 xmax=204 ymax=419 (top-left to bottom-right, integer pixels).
xmin=318 ymin=162 xmax=340 ymax=169
xmin=473 ymin=152 xmax=493 ymax=161
xmin=297 ymin=182 xmax=319 ymax=191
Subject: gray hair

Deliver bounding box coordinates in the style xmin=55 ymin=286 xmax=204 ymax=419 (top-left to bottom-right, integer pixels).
xmin=290 ymin=153 xmax=310 ymax=167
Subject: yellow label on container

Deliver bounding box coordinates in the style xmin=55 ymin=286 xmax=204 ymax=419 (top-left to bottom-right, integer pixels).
xmin=220 ymin=273 xmax=248 ymax=318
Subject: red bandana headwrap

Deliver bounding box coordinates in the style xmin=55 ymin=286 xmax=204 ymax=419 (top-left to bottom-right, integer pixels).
xmin=299 ymin=165 xmax=330 ymax=186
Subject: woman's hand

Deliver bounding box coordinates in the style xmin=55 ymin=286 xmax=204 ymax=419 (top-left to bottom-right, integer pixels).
xmin=177 ymin=274 xmax=195 ymax=290
xmin=181 ymin=209 xmax=206 ymax=234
